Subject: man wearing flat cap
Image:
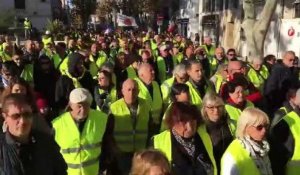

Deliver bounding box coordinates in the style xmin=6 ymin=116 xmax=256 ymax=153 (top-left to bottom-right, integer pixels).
xmin=52 ymin=88 xmax=109 ymax=175
xmin=156 ymin=44 xmax=178 ymax=84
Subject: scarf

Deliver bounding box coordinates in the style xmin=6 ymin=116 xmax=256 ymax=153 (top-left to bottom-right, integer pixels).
xmin=240 ymin=136 xmax=273 ymax=175
xmin=171 ymin=129 xmax=213 ymax=175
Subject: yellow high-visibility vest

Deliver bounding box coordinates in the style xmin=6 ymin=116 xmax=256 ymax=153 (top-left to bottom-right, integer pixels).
xmin=52 ymin=110 xmax=108 ymax=175
xmin=135 ymin=78 xmax=163 ymax=124
xmin=154 ymin=125 xmax=217 ymax=175
xmin=110 ymin=98 xmax=150 ymax=152
xmin=221 ymin=139 xmax=261 ymax=175
xmin=282 ymin=111 xmax=300 ymax=175
xmin=225 ymin=101 xmax=254 ymax=121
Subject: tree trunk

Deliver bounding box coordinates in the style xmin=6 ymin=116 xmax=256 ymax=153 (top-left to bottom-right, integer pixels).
xmin=242 ymin=0 xmax=278 ymax=61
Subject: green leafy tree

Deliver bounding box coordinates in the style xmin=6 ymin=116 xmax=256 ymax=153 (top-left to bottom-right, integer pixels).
xmin=0 ymin=10 xmax=15 ymax=29
xmin=46 ymin=19 xmax=64 ymax=40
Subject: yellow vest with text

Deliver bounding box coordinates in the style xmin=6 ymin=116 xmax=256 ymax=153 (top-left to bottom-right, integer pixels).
xmin=110 ymin=98 xmax=150 ymax=153
xmin=135 ymin=78 xmax=163 ymax=124
xmin=225 ymin=101 xmax=254 ymax=121
xmin=282 ymin=111 xmax=300 ymax=175
xmin=221 ymin=139 xmax=260 ymax=175
xmin=154 ymin=125 xmax=217 ymax=175
xmin=52 ymin=110 xmax=108 ymax=175
xmin=156 ymin=56 xmax=177 ymax=83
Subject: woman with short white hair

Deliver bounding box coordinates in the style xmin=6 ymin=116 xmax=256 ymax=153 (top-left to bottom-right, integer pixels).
xmin=221 ymin=107 xmax=273 ymax=175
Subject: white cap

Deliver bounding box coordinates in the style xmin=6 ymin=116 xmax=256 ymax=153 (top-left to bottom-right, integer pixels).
xmin=45 ymin=30 xmax=51 ymax=35
xmin=69 ymin=88 xmax=92 ymax=105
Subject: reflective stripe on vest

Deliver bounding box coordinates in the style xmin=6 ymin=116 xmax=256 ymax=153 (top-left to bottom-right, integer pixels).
xmin=154 ymin=125 xmax=218 ymax=175
xmin=283 ymin=111 xmax=300 ymax=175
xmin=157 ymin=56 xmax=177 ymax=83
xmin=135 ymin=78 xmax=163 ymax=124
xmin=221 ymin=139 xmax=260 ymax=175
xmin=61 ymin=142 xmax=102 ymax=154
xmin=161 ymin=77 xmax=175 ymax=105
xmin=225 ymin=101 xmax=254 ymax=121
xmin=110 ymin=98 xmax=150 ymax=152
xmin=52 ymin=110 xmax=108 ymax=175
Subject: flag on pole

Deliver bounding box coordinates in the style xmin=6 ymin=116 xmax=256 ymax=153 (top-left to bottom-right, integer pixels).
xmin=117 ymin=13 xmax=138 ymax=27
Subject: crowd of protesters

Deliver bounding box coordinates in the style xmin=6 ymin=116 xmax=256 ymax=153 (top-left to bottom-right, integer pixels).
xmin=0 ymin=28 xmax=299 ymax=175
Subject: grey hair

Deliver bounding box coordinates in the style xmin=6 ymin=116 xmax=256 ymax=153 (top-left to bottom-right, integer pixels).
xmin=173 ymin=64 xmax=186 ymax=76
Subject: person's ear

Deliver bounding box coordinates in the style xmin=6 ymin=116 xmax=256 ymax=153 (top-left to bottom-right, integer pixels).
xmin=2 ymin=112 xmax=7 ymax=119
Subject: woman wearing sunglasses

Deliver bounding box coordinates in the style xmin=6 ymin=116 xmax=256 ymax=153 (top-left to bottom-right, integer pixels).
xmin=221 ymin=107 xmax=273 ymax=175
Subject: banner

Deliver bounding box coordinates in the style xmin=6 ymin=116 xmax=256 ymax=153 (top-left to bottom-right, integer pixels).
xmin=117 ymin=13 xmax=138 ymax=27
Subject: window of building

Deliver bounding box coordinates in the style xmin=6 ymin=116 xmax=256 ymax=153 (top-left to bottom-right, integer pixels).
xmin=295 ymin=3 xmax=300 ymax=18
xmin=15 ymin=0 xmax=25 ymax=9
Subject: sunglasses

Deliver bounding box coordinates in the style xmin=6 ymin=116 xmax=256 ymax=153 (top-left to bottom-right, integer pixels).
xmin=7 ymin=112 xmax=33 ymax=120
xmin=206 ymin=105 xmax=223 ymax=110
xmin=253 ymin=124 xmax=268 ymax=131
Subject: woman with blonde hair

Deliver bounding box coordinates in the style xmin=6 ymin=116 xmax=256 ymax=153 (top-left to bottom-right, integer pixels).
xmin=130 ymin=149 xmax=171 ymax=175
xmin=201 ymin=92 xmax=234 ymax=173
xmin=221 ymin=107 xmax=273 ymax=175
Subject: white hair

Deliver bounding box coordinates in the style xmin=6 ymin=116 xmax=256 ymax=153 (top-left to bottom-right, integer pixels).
xmin=173 ymin=64 xmax=186 ymax=76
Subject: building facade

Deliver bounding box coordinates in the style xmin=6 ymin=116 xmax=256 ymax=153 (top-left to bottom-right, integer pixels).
xmin=0 ymin=0 xmax=55 ymax=30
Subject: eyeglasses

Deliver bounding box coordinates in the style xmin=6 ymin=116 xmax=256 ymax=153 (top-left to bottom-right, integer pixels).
xmin=7 ymin=112 xmax=33 ymax=120
xmin=252 ymin=124 xmax=268 ymax=131
xmin=205 ymin=105 xmax=223 ymax=110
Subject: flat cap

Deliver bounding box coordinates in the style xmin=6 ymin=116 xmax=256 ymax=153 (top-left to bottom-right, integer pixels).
xmin=69 ymin=88 xmax=92 ymax=105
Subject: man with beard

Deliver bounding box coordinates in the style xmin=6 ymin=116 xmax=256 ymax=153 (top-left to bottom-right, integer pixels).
xmin=55 ymin=52 xmax=95 ymax=112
